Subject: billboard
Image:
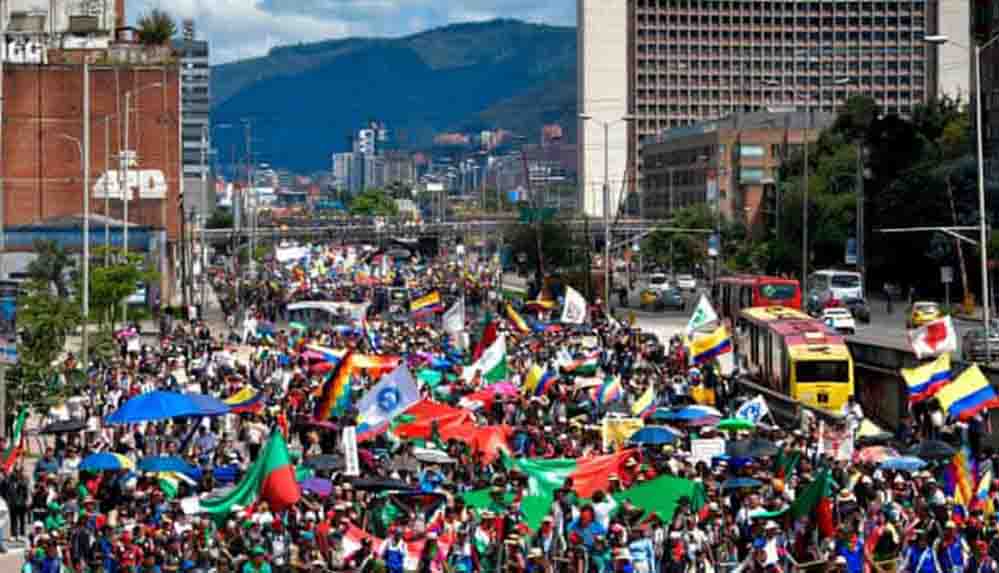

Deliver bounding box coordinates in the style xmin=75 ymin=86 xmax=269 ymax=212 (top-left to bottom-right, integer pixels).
xmin=0 ymin=281 xmax=17 ymax=364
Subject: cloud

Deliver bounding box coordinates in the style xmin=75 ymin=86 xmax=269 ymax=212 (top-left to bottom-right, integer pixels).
xmin=131 ymin=0 xmax=574 ymax=64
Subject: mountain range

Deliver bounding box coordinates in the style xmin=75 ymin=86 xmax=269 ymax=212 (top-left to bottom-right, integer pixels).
xmin=211 ymin=19 xmax=577 ymax=174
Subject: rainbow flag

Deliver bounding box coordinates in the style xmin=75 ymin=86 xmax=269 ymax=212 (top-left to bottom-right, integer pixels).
xmin=689 ymin=326 xmax=732 ymax=365
xmin=935 ymin=365 xmax=999 ymax=421
xmin=901 ymin=354 xmax=951 ymax=404
xmin=590 ymin=377 xmax=623 ymax=407
xmin=506 ymin=303 xmax=531 ymax=335
xmin=410 ymin=291 xmax=443 ymax=314
xmin=314 ymin=352 xmax=354 ymax=420
xmin=945 ymin=444 xmax=976 ymax=509
xmin=632 ymin=385 xmax=656 ymax=419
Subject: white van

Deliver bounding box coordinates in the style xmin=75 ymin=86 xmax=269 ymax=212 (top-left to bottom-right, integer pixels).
xmin=808 ymin=269 xmax=863 ymax=303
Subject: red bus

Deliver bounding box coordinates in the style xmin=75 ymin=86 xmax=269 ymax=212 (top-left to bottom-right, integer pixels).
xmin=714 ymin=274 xmax=801 ymax=320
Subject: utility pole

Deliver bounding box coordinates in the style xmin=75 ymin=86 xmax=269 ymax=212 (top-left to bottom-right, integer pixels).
xmin=102 ymin=116 xmax=111 ymax=265
xmin=855 ymin=141 xmax=865 ymax=295
xmin=802 ymin=110 xmax=810 ymax=296
xmin=82 ymin=60 xmax=90 ymax=367
xmin=200 ymin=124 xmax=208 ymax=316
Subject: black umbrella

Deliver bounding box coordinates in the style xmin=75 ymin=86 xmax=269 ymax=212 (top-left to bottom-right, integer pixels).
xmin=907 ymin=440 xmax=956 ymax=460
xmin=726 ymin=437 xmax=779 ymax=458
xmin=303 ymin=455 xmax=343 ymax=471
xmin=39 ymin=419 xmax=87 ymax=435
xmin=347 ymin=477 xmax=416 ymax=492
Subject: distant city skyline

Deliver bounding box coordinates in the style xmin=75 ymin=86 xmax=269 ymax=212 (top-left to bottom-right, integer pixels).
xmin=128 ymin=0 xmax=576 ymax=64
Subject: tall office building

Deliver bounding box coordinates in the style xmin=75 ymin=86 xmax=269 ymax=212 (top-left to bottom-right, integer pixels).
xmin=975 ymin=0 xmax=999 ymax=177
xmin=579 ymin=0 xmax=965 ymax=219
xmin=174 ymin=22 xmax=213 ymax=216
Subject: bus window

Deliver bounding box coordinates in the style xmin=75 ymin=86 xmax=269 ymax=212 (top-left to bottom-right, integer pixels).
xmin=739 ymin=285 xmax=753 ymax=311
xmin=751 ymin=324 xmax=759 ymax=366
xmin=764 ymin=332 xmax=773 ymax=388
xmin=796 ymin=361 xmax=850 ymax=383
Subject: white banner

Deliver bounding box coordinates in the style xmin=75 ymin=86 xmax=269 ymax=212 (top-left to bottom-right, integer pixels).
xmin=561 ymin=286 xmax=587 ymax=324
xmin=690 ymin=438 xmax=726 ymax=466
xmin=443 ymin=299 xmax=465 ymax=334
xmin=342 ymin=426 xmax=360 ymax=477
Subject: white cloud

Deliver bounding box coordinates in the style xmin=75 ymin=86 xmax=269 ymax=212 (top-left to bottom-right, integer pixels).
xmin=130 ymin=0 xmax=574 ymax=64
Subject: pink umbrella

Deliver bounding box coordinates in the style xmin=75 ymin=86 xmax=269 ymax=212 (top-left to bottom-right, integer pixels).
xmin=857 ymin=445 xmax=899 ymax=465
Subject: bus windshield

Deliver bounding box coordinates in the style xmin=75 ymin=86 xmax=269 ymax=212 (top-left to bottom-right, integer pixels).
xmin=758 ymin=283 xmax=797 ymax=301
xmin=796 ymin=360 xmax=850 ymax=383
xmin=831 ymin=275 xmax=861 ymax=288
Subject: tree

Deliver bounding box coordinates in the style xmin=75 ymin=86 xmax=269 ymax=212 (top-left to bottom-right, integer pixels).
xmin=349 ymin=189 xmax=398 ymax=216
xmin=206 ymin=210 xmax=234 ymax=229
xmin=137 ymin=9 xmax=176 ymax=46
xmin=385 ymin=181 xmax=413 ymax=200
xmin=27 ymin=239 xmax=75 ymax=299
xmin=84 ymin=247 xmax=158 ymax=329
xmin=505 ymin=220 xmax=582 ymax=275
xmin=15 ymin=279 xmax=81 ymax=402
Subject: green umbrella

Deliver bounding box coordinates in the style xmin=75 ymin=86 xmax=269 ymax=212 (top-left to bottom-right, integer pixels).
xmin=716 ymin=418 xmax=756 ymax=432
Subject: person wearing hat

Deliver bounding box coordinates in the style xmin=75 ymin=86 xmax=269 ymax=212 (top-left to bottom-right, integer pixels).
xmin=243 ymin=546 xmax=271 ymax=573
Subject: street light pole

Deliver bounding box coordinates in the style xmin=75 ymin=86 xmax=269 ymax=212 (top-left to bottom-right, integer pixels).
xmin=924 ymin=33 xmax=998 ymax=360
xmin=59 ymin=130 xmax=87 ymax=367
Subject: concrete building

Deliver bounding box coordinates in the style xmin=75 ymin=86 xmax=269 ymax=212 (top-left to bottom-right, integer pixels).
xmin=173 ymin=31 xmax=213 ymax=216
xmin=580 ymin=0 xmax=962 ymax=217
xmin=640 ymin=111 xmax=831 ymax=233
xmin=332 ymin=152 xmax=363 ymax=194
xmin=382 ymin=151 xmax=417 ymax=189
xmin=577 ymin=0 xmax=629 ymax=219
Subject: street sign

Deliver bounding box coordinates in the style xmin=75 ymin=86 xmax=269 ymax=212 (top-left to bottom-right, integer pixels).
xmin=941 ymin=266 xmax=953 ymax=284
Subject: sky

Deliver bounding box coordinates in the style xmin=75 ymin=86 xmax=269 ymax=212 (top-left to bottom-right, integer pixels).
xmin=129 ymin=0 xmax=576 ymax=64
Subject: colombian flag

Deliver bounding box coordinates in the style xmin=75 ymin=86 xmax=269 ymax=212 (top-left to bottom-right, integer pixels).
xmin=224 ymin=386 xmax=265 ymax=414
xmin=901 ymin=354 xmax=951 ymax=404
xmin=689 ymin=326 xmax=732 ymax=365
xmin=935 ymin=365 xmax=999 ymax=421
xmin=314 ymin=352 xmax=354 ymax=420
xmin=410 ymin=291 xmax=443 ymax=314
xmin=632 ymin=385 xmax=656 ymax=419
xmin=506 ymin=303 xmax=531 ymax=335
xmin=523 ymin=365 xmax=557 ymax=397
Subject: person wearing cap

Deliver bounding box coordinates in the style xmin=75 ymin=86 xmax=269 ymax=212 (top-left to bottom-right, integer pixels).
xmin=530 ymin=515 xmax=564 ymax=562
xmin=903 ymin=530 xmax=941 ymax=573
xmin=934 ymin=521 xmax=969 ymax=573
xmin=242 ymin=546 xmax=271 ymax=573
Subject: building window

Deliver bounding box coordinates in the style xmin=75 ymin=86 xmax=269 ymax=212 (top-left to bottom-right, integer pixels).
xmin=740 ymin=168 xmax=766 ymax=183
xmin=739 ymin=144 xmax=765 ymax=158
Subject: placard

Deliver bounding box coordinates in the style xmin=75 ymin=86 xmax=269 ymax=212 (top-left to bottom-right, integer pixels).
xmin=691 ymin=438 xmax=726 ymax=466
xmin=601 ymin=417 xmax=645 ymax=451
xmin=342 ymin=426 xmax=360 ymax=477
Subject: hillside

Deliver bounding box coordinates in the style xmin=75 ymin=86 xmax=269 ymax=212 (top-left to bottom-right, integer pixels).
xmin=211 ymin=19 xmax=577 ymax=173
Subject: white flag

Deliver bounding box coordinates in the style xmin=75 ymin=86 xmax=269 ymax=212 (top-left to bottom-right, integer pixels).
xmin=462 ymin=335 xmax=508 ymax=383
xmin=561 ymin=286 xmax=588 ymax=324
xmin=685 ymin=294 xmax=719 ymax=337
xmin=443 ymin=299 xmax=465 ymax=334
xmin=735 ymin=395 xmax=769 ymax=424
xmin=356 ymin=365 xmax=420 ymax=430
xmin=907 ymin=316 xmax=958 ymax=360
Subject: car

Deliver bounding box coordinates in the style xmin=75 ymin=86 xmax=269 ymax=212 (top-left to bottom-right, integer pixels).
xmin=843 ymin=297 xmax=871 ymax=324
xmin=639 ymin=287 xmax=684 ymax=311
xmin=821 ymin=307 xmax=856 ymax=335
xmin=676 ymin=274 xmax=697 ymax=291
xmin=126 ymin=283 xmax=146 ymax=306
xmin=963 ymin=321 xmax=999 ymax=363
xmin=648 ymin=273 xmax=672 ymax=292
xmin=908 ymin=301 xmax=943 ymax=329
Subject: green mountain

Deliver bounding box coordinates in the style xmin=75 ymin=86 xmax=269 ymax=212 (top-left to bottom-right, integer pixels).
xmin=211 ymin=19 xmax=577 ymax=173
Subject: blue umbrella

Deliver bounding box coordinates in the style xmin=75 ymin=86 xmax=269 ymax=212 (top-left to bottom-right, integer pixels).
xmin=722 ymin=477 xmax=763 ymax=490
xmin=628 ymin=426 xmax=678 ymax=446
xmin=879 ymin=456 xmax=927 ymax=472
xmin=79 ymin=452 xmax=134 ymax=472
xmin=653 ymin=405 xmax=723 ymax=422
xmin=105 ymin=390 xmax=230 ymax=424
xmin=138 ymin=456 xmax=195 ymax=474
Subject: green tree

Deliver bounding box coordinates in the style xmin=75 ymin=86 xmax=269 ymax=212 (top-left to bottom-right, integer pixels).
xmin=206 ymin=210 xmax=234 ymax=229
xmin=15 ymin=279 xmax=81 ymax=400
xmin=349 ymin=188 xmax=399 ymax=216
xmin=85 ymin=247 xmax=158 ymax=329
xmin=137 ymin=9 xmax=176 ymax=46
xmin=505 ymin=220 xmax=582 ymax=275
xmin=27 ymin=239 xmax=74 ymax=298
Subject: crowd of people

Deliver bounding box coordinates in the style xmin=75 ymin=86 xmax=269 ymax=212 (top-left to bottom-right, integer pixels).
xmin=1 ymin=243 xmax=996 ymax=573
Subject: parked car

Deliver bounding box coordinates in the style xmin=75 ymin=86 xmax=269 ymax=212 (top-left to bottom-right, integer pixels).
xmin=963 ymin=321 xmax=999 ymax=363
xmin=648 ymin=273 xmax=672 ymax=293
xmin=907 ymin=301 xmax=943 ymax=329
xmin=126 ymin=283 xmax=146 ymax=306
xmin=821 ymin=307 xmax=856 ymax=335
xmin=676 ymin=274 xmax=697 ymax=291
xmin=639 ymin=287 xmax=684 ymax=311
xmin=844 ymin=297 xmax=871 ymax=324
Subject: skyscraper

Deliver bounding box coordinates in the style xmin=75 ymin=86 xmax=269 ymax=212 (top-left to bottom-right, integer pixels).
xmin=174 ymin=22 xmax=213 ymax=216
xmin=579 ymin=0 xmax=965 ymax=218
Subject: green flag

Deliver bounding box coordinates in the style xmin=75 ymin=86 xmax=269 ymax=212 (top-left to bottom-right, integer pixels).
xmin=198 ymin=432 xmax=301 ymax=519
xmin=790 ymin=467 xmax=834 ymax=520
xmin=612 ymin=475 xmax=706 ymax=523
xmin=1 ymin=408 xmax=28 ymax=473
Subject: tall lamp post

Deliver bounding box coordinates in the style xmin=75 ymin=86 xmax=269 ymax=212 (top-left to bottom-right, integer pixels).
xmin=58 ymin=133 xmax=89 ymax=367
xmin=925 ymin=33 xmax=997 ymax=356
xmin=120 ymin=81 xmax=162 ymax=323
xmin=578 ymin=113 xmax=635 ymax=309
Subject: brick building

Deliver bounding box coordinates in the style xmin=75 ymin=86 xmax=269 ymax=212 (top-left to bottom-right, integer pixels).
xmin=1 ymin=57 xmax=182 ymax=300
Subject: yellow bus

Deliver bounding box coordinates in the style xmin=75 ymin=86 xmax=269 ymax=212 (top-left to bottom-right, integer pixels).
xmin=736 ymin=306 xmax=854 ymax=416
